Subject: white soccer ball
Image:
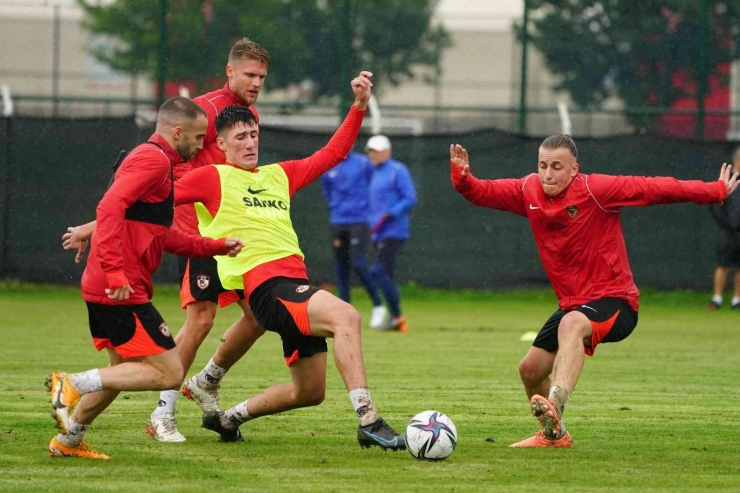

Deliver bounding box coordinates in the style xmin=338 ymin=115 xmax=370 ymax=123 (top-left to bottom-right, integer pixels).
xmin=405 ymin=410 xmax=458 ymax=460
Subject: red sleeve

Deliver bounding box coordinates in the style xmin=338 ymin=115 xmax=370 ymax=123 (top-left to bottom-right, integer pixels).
xmin=174 ymin=165 xmax=222 ymax=217
xmin=586 ymin=174 xmax=728 ymax=210
xmin=164 ymin=229 xmax=228 ymax=258
xmin=95 ymin=151 xmax=170 ymax=287
xmin=279 ymin=106 xmax=366 ymax=196
xmin=450 ymin=162 xmax=528 ymax=217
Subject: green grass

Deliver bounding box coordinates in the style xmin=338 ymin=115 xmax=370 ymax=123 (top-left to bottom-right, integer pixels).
xmin=0 ymin=283 xmax=738 ymax=492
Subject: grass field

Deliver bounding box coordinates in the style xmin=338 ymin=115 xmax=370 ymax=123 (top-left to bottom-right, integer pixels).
xmin=0 ymin=283 xmax=738 ymax=492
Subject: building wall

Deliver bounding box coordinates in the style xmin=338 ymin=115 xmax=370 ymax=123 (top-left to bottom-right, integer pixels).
xmin=0 ymin=0 xmax=151 ymax=116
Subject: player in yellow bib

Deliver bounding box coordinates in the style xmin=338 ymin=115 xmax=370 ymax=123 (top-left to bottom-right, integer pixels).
xmin=174 ymin=71 xmax=405 ymax=450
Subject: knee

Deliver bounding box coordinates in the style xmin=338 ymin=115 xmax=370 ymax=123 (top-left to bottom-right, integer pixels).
xmin=158 ymin=363 xmax=185 ymax=390
xmin=518 ymin=358 xmax=546 ymax=384
xmin=341 ymin=306 xmax=361 ymax=331
xmin=370 ymin=262 xmax=385 ymax=278
xmin=189 ymin=307 xmax=215 ymax=334
xmin=558 ymin=312 xmax=590 ymax=340
xmin=297 ymin=386 xmax=325 ymax=407
xmin=351 ymin=256 xmax=368 ymax=271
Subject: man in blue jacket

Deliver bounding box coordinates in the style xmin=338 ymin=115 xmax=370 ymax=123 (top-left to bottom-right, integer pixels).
xmin=366 ymin=135 xmax=417 ymax=332
xmin=322 ymin=152 xmax=387 ymax=328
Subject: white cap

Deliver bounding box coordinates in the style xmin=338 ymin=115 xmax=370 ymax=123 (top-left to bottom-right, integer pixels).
xmin=365 ymin=134 xmax=391 ymax=152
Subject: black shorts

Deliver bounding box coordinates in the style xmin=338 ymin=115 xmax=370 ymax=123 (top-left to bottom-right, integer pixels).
xmin=248 ymin=277 xmax=327 ymax=366
xmin=533 ymin=297 xmax=638 ymax=356
xmin=86 ymin=301 xmax=175 ymax=359
xmin=331 ymin=223 xmax=371 ymax=261
xmin=178 ymin=256 xmax=245 ymax=309
xmin=717 ymin=237 xmax=740 ymax=268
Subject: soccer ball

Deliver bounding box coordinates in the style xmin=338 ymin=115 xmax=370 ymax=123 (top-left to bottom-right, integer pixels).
xmin=404 ymin=410 xmax=458 ymax=460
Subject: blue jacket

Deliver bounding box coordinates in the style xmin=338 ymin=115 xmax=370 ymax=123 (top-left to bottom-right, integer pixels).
xmin=321 ymin=152 xmax=373 ymax=225
xmin=369 ymin=158 xmax=417 ymax=241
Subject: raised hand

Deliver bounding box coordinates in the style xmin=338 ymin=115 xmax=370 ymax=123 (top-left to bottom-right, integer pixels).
xmin=450 ymin=144 xmax=470 ymax=176
xmin=719 ymin=163 xmax=740 ymax=196
xmin=351 ymin=71 xmax=373 ymax=110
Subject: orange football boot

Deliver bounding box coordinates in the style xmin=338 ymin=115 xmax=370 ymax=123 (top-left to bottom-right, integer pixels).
xmin=508 ymin=430 xmax=573 ymax=448
xmin=45 ymin=372 xmax=81 ymax=434
xmin=48 ymin=437 xmax=110 ymax=460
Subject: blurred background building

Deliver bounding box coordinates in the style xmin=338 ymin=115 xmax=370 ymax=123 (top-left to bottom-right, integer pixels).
xmin=6 ymin=0 xmax=737 ymax=138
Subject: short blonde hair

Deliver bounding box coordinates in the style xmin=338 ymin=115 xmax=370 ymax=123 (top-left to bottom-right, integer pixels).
xmin=228 ymin=37 xmax=270 ymax=69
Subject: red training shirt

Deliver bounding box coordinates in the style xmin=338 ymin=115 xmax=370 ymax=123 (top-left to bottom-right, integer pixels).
xmin=175 ymin=106 xmax=366 ymax=298
xmin=172 ymin=83 xmax=260 ymax=235
xmin=451 ymin=165 xmax=728 ymax=312
xmin=82 ymin=133 xmax=230 ymax=305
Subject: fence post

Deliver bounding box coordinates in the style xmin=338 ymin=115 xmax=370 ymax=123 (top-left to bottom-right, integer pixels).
xmin=52 ymin=4 xmax=61 ymax=117
xmin=696 ymin=0 xmax=709 ymax=139
xmin=157 ymin=0 xmax=168 ymax=108
xmin=0 ymin=119 xmax=10 ymax=276
xmin=519 ymin=0 xmax=530 ymax=135
xmin=339 ymin=0 xmax=352 ymax=117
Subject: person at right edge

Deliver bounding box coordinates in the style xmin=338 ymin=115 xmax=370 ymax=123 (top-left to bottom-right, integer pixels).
xmin=708 ymin=148 xmax=740 ymax=310
xmin=449 ymin=135 xmax=738 ymax=448
xmin=366 ymin=135 xmax=417 ymax=332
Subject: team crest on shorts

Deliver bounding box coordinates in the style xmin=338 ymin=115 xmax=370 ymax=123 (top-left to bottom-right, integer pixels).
xmin=197 ymin=275 xmax=210 ymax=289
xmin=159 ymin=322 xmax=171 ymax=337
xmin=566 ymin=206 xmax=579 ymax=218
xmin=296 ymin=285 xmax=310 ymax=293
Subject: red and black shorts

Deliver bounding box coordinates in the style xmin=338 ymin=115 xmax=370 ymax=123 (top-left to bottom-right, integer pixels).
xmin=248 ymin=277 xmax=327 ymax=367
xmin=178 ymin=256 xmax=245 ymax=309
xmin=86 ymin=301 xmax=175 ymax=359
xmin=533 ymin=297 xmax=638 ymax=356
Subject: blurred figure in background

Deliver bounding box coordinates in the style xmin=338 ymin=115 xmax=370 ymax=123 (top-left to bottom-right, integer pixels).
xmin=322 ymin=151 xmax=387 ymax=328
xmin=366 ymin=135 xmax=417 ymax=332
xmin=708 ymin=148 xmax=740 ymax=310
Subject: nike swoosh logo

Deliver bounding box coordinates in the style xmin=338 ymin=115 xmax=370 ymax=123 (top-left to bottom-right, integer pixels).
xmin=529 ymin=204 xmax=540 ymax=210
xmin=248 ymin=187 xmax=267 ymax=194
xmin=361 ymin=430 xmax=398 ymax=447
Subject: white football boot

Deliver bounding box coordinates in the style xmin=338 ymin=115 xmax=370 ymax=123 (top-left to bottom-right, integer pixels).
xmin=182 ymin=375 xmax=221 ymax=413
xmin=146 ymin=412 xmax=186 ymax=443
xmin=369 ymin=305 xmax=388 ymax=329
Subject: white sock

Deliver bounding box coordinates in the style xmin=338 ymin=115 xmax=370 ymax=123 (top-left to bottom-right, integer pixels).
xmin=349 ymin=388 xmax=379 ymax=426
xmin=732 ymin=296 xmax=740 ymax=306
xmin=199 ymin=359 xmax=228 ymax=388
xmin=68 ymin=369 xmax=103 ymax=395
xmin=56 ymin=418 xmax=88 ymax=447
xmin=151 ymin=390 xmax=179 ymax=417
xmin=221 ymin=400 xmax=252 ymax=430
xmin=712 ymin=294 xmax=723 ymax=304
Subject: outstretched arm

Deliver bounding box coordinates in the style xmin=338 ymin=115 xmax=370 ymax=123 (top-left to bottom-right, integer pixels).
xmin=449 ymin=144 xmax=528 ymax=217
xmin=164 ymin=229 xmax=243 ymax=258
xmin=280 ymin=71 xmax=373 ymax=196
xmin=587 ymin=163 xmax=739 ymax=210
